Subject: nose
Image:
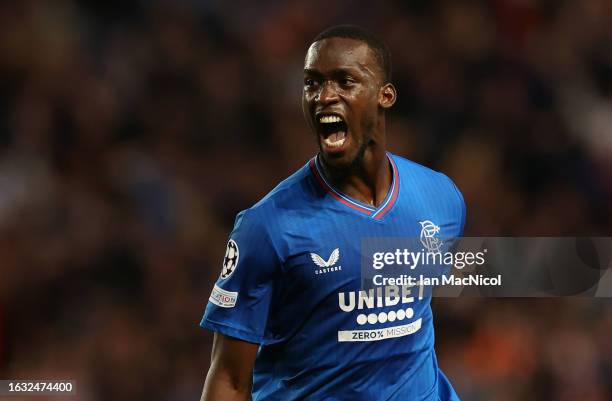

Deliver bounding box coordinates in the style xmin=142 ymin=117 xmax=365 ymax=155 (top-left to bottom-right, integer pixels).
xmin=316 ymin=81 xmax=339 ymax=105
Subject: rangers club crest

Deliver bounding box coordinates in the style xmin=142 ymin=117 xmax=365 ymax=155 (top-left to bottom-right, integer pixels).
xmin=419 ymin=220 xmax=442 ymax=252
xmin=220 ymin=239 xmax=239 ymax=279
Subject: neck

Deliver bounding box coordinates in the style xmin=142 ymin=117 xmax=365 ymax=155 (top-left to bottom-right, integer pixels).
xmin=320 ymin=142 xmax=391 ymax=208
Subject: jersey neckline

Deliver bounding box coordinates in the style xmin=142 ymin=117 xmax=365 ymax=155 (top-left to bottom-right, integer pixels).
xmin=309 ymin=152 xmax=400 ymax=219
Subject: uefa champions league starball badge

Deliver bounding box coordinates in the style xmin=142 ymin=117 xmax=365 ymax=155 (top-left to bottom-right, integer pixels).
xmin=220 ymin=239 xmax=239 ymax=279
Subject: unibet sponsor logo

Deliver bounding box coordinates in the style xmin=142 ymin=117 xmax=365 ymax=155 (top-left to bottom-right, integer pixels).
xmin=337 ymin=285 xmax=423 ymax=342
xmin=338 ymin=284 xmax=421 ymax=313
xmin=355 ymin=308 xmax=414 ymax=326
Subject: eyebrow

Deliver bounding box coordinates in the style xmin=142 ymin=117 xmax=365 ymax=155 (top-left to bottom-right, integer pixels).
xmin=303 ymin=66 xmax=365 ymax=76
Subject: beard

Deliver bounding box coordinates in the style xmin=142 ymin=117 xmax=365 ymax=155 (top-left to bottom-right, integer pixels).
xmin=319 ymin=135 xmax=370 ymax=180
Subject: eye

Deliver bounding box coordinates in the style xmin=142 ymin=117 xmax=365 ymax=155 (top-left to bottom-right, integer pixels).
xmin=340 ymin=77 xmax=355 ymax=87
xmin=304 ymin=77 xmax=317 ymax=87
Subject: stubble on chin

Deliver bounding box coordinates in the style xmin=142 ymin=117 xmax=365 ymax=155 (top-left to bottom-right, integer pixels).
xmin=320 ymin=138 xmax=369 ymax=180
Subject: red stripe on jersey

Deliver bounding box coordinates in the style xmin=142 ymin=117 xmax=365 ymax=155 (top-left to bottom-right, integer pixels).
xmin=374 ymin=156 xmax=400 ymax=219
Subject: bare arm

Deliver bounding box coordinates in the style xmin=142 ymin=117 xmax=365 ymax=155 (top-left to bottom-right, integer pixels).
xmin=200 ymin=333 xmax=259 ymax=401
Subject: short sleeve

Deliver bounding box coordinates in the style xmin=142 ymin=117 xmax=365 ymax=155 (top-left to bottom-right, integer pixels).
xmin=200 ymin=209 xmax=279 ymax=344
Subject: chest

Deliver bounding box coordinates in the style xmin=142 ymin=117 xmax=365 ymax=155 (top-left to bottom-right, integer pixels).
xmin=276 ymin=204 xmax=458 ymax=292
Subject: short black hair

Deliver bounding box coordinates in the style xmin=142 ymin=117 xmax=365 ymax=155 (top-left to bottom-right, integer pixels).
xmin=312 ymin=25 xmax=392 ymax=83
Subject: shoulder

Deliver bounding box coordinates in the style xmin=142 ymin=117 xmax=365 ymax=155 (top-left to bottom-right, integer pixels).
xmin=391 ymin=153 xmax=466 ymax=222
xmin=233 ymin=160 xmax=316 ymax=229
xmin=391 ymin=153 xmax=449 ymax=183
xmin=391 ymin=153 xmax=461 ymax=194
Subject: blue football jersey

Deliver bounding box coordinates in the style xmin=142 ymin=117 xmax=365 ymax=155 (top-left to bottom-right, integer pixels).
xmin=201 ymin=153 xmax=466 ymax=401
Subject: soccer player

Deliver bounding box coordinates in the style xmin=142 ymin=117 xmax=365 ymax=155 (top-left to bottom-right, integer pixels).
xmin=200 ymin=25 xmax=465 ymax=401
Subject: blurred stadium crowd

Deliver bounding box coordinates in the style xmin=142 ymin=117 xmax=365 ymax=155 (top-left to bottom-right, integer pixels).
xmin=0 ymin=0 xmax=610 ymax=400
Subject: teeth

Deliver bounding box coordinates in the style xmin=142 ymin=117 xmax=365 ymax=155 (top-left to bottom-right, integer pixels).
xmin=319 ymin=115 xmax=342 ymax=123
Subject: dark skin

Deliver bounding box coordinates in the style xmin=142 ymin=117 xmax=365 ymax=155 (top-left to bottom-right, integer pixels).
xmin=303 ymin=37 xmax=397 ymax=206
xmin=200 ymin=37 xmax=396 ymax=401
xmin=200 ymin=333 xmax=257 ymax=401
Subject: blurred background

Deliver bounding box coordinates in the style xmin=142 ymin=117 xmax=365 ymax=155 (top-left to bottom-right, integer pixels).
xmin=0 ymin=0 xmax=611 ymax=400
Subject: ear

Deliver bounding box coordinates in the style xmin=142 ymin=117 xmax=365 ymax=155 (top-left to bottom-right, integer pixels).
xmin=378 ymin=83 xmax=397 ymax=109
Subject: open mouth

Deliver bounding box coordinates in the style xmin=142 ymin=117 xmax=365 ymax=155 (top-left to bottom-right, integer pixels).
xmin=317 ymin=114 xmax=348 ymax=151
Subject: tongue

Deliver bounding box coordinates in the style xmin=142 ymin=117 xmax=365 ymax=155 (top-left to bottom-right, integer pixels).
xmin=327 ymin=131 xmax=346 ymax=142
